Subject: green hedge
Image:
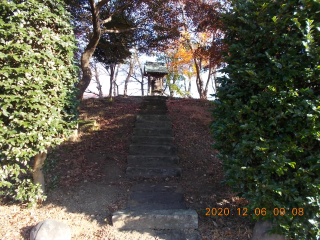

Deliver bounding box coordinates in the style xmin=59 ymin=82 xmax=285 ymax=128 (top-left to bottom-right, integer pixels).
xmin=0 ymin=0 xmax=78 ymax=203
xmin=211 ymin=0 xmax=320 ymax=239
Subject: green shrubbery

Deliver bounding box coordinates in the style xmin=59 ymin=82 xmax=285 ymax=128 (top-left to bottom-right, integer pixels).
xmin=0 ymin=0 xmax=78 ymax=204
xmin=211 ymin=0 xmax=320 ymax=239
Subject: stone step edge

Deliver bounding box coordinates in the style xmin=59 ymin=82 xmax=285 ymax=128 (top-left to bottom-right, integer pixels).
xmin=133 ymin=126 xmax=173 ymax=131
xmin=137 ymin=115 xmax=172 ymax=120
xmin=126 ymin=166 xmax=182 ymax=178
xmin=112 ymin=229 xmax=202 ymax=240
xmin=135 ymin=121 xmax=172 ymax=126
xmin=130 ymin=144 xmax=177 ymax=148
xmin=127 ymin=155 xmax=180 ymax=165
xmin=112 ymin=209 xmax=198 ymax=230
xmin=127 ymin=163 xmax=180 ymax=168
xmin=132 ymin=138 xmax=174 ymax=143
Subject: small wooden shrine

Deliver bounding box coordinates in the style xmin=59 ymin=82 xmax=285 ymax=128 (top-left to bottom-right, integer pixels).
xmin=144 ymin=62 xmax=169 ymax=96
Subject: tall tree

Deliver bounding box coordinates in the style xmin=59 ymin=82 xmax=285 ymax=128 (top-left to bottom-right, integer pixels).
xmin=212 ymin=0 xmax=320 ymax=239
xmin=162 ymin=41 xmax=196 ymax=97
xmin=157 ymin=51 xmax=189 ymax=97
xmin=65 ymin=0 xmax=180 ymax=101
xmin=93 ymin=11 xmax=135 ymax=99
xmin=122 ymin=50 xmax=146 ymax=96
xmin=178 ymin=0 xmax=225 ymax=99
xmin=123 ymin=57 xmax=134 ymax=97
xmin=0 ymin=0 xmax=78 ymax=204
xmin=132 ymin=51 xmax=146 ymax=96
xmin=143 ymin=0 xmax=226 ymax=99
xmin=64 ymin=0 xmax=139 ymax=101
xmin=84 ymin=61 xmax=104 ymax=98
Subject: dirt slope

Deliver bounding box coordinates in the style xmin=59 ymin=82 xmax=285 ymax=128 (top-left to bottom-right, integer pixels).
xmin=0 ymin=96 xmax=253 ymax=240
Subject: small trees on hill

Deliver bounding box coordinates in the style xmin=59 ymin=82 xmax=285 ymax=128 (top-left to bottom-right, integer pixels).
xmin=0 ymin=0 xmax=78 ymax=204
xmin=149 ymin=0 xmax=226 ymax=99
xmin=212 ymin=0 xmax=320 ymax=239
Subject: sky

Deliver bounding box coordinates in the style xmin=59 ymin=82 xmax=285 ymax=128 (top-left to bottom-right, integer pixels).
xmin=84 ymin=55 xmax=218 ymax=100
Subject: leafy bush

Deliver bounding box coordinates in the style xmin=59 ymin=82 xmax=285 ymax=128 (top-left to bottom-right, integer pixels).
xmin=0 ymin=0 xmax=78 ymax=203
xmin=211 ymin=0 xmax=320 ymax=239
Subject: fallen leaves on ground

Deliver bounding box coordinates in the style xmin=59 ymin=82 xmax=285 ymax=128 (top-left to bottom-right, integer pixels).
xmin=0 ymin=96 xmax=254 ymax=240
xmin=167 ymin=98 xmax=253 ymax=240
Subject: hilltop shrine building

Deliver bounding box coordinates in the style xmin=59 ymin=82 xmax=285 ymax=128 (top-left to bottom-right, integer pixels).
xmin=144 ymin=62 xmax=169 ymax=96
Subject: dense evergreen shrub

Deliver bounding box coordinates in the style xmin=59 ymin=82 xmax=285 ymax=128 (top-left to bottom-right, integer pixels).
xmin=0 ymin=0 xmax=78 ymax=203
xmin=211 ymin=0 xmax=320 ymax=239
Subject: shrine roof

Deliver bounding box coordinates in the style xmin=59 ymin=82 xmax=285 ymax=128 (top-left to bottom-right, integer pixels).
xmin=144 ymin=62 xmax=169 ymax=75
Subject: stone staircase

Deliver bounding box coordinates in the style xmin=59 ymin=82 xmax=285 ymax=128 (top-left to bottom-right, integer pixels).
xmin=112 ymin=96 xmax=200 ymax=239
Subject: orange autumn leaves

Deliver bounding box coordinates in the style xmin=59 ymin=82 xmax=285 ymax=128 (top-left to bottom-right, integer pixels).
xmin=160 ymin=0 xmax=226 ymax=99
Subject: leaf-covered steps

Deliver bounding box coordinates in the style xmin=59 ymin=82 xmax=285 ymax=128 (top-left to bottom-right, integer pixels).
xmin=112 ymin=182 xmax=198 ymax=230
xmin=126 ymin=114 xmax=181 ymax=178
xmin=112 ymin=96 xmax=199 ymax=238
xmin=127 ymin=99 xmax=181 ymax=178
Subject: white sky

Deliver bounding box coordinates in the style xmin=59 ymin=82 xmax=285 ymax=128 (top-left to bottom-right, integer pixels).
xmin=85 ymin=55 xmax=218 ymax=99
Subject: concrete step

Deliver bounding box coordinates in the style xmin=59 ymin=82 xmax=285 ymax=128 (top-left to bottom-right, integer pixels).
xmin=133 ymin=128 xmax=173 ymax=137
xmin=112 ymin=229 xmax=202 ymax=240
xmin=132 ymin=136 xmax=174 ymax=145
xmin=128 ymin=183 xmax=185 ymax=210
xmin=128 ymin=161 xmax=179 ymax=168
xmin=130 ymin=191 xmax=184 ymax=204
xmin=128 ymin=162 xmax=179 ymax=168
xmin=131 ymin=182 xmax=182 ymax=192
xmin=127 ymin=155 xmax=179 ymax=166
xmin=139 ymin=109 xmax=168 ymax=115
xmin=143 ymin=97 xmax=167 ymax=101
xmin=143 ymin=96 xmax=168 ymax=101
xmin=112 ymin=209 xmax=198 ymax=230
xmin=127 ymin=201 xmax=186 ymax=211
xmin=135 ymin=121 xmax=172 ymax=129
xmin=126 ymin=166 xmax=182 ymax=178
xmin=129 ymin=144 xmax=177 ymax=155
xmin=141 ymin=102 xmax=167 ymax=106
xmin=140 ymin=101 xmax=167 ymax=106
xmin=151 ymin=229 xmax=202 ymax=240
xmin=140 ymin=106 xmax=168 ymax=112
xmin=139 ymin=108 xmax=168 ymax=114
xmin=137 ymin=114 xmax=172 ymax=122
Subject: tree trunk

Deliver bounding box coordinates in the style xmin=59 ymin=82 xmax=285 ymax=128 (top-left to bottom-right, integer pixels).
xmin=94 ymin=62 xmax=103 ymax=98
xmin=147 ymin=76 xmax=151 ymax=96
xmin=33 ymin=152 xmax=47 ymax=193
xmin=135 ymin=52 xmax=144 ymax=96
xmin=124 ymin=60 xmax=134 ymax=96
xmin=141 ymin=76 xmax=144 ymax=96
xmin=77 ymin=0 xmax=101 ymax=102
xmin=169 ymin=77 xmax=174 ymax=97
xmin=109 ymin=64 xmax=115 ymax=100
xmin=113 ymin=64 xmax=120 ymax=97
xmin=113 ymin=82 xmax=117 ymax=97
xmin=194 ymin=58 xmax=206 ymax=99
xmin=212 ymin=67 xmax=217 ymax=95
xmin=203 ymin=62 xmax=212 ymax=99
xmin=184 ymin=74 xmax=192 ymax=98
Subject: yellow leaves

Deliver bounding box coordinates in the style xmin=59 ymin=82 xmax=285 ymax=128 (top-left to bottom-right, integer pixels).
xmin=198 ymin=32 xmax=212 ymax=45
xmin=165 ymin=25 xmax=220 ymax=80
xmin=181 ymin=31 xmax=191 ymax=40
xmin=165 ymin=41 xmax=195 ymax=77
xmin=173 ymin=44 xmax=193 ymax=63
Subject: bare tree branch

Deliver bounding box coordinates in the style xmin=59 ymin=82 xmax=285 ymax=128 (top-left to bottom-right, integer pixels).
xmin=101 ymin=27 xmax=136 ymax=34
xmin=85 ymin=89 xmax=100 ymax=97
xmin=100 ymin=16 xmax=112 ymax=25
